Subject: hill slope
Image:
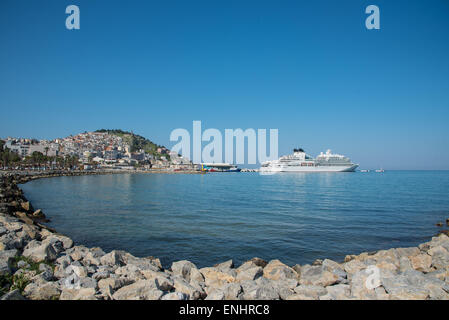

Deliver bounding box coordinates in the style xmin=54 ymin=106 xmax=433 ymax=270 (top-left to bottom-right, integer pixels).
xmin=95 ymin=129 xmax=168 ymax=158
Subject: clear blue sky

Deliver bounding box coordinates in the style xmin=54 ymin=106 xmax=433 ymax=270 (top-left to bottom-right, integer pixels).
xmin=1 ymin=0 xmax=448 ymax=169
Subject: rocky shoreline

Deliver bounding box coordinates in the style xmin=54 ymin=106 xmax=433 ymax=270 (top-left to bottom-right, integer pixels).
xmin=1 ymin=171 xmax=449 ymax=300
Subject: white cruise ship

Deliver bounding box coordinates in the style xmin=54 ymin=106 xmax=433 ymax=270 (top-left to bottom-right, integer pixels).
xmin=259 ymin=148 xmax=358 ymax=172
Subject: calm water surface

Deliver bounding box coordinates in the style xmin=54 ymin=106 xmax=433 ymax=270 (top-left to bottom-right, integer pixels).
xmin=20 ymin=171 xmax=449 ymax=268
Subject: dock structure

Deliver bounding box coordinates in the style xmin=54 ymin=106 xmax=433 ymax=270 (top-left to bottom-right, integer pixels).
xmin=200 ymin=163 xmax=240 ymax=172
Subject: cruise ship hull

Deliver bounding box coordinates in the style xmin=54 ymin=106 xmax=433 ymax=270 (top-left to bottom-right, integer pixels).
xmin=259 ymin=164 xmax=358 ymax=173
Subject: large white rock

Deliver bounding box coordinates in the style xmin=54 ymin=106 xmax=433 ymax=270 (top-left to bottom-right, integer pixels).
xmin=200 ymin=267 xmax=236 ymax=288
xmin=23 ymin=281 xmax=61 ymax=300
xmin=22 ymin=240 xmax=58 ymax=262
xmin=60 ymin=287 xmax=98 ymax=300
xmin=112 ymin=279 xmax=162 ymax=300
xmin=171 ymin=260 xmax=198 ymax=282
xmin=172 ymin=276 xmax=203 ymax=300
xmin=299 ymin=265 xmax=339 ymax=287
xmin=236 ymin=266 xmax=263 ymax=281
xmin=263 ymin=260 xmax=298 ymax=281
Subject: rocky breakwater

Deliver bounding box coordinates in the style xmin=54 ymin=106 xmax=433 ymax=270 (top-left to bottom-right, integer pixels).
xmin=1 ymin=174 xmax=449 ymax=300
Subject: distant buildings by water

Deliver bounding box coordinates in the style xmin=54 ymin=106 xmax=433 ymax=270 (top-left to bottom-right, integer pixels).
xmin=1 ymin=131 xmax=195 ymax=171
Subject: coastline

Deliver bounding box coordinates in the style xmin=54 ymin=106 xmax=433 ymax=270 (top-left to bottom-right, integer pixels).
xmin=1 ymin=171 xmax=449 ymax=300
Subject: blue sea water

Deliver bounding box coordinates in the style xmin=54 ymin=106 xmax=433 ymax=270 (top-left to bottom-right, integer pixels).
xmin=20 ymin=171 xmax=449 ymax=268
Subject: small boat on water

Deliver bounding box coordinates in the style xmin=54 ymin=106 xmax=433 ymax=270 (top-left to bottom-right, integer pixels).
xmin=375 ymin=168 xmax=385 ymax=173
xmin=360 ymin=169 xmax=370 ymax=172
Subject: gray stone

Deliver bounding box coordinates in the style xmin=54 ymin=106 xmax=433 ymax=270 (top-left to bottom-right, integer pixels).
xmin=293 ymin=285 xmax=327 ymax=299
xmin=205 ymin=289 xmax=225 ymax=300
xmin=114 ymin=264 xmax=144 ymax=280
xmin=126 ymin=256 xmax=161 ymax=272
xmin=86 ymin=265 xmax=97 ymax=275
xmin=173 ymin=276 xmax=203 ymax=300
xmin=0 ymin=233 xmax=24 ymax=250
xmin=320 ymin=284 xmax=351 ymax=300
xmin=47 ymin=235 xmax=73 ymax=250
xmin=426 ymin=269 xmax=447 ymax=281
xmin=381 ymin=270 xmax=433 ymax=300
xmin=4 ymin=222 xmax=23 ymax=233
xmin=236 ymin=266 xmax=263 ymax=281
xmin=83 ymin=252 xmax=102 ymax=266
xmin=236 ymin=261 xmax=258 ymax=272
xmin=98 ymin=277 xmax=133 ymax=294
xmin=401 ymin=270 xmax=449 ymax=299
xmin=39 ymin=270 xmax=54 ymax=282
xmin=23 ymin=281 xmax=61 ymax=300
xmin=286 ymin=293 xmax=316 ymax=300
xmin=0 ymin=226 xmax=7 ymax=237
xmin=60 ymin=288 xmax=98 ymax=300
xmin=242 ymin=278 xmax=280 ymax=300
xmin=67 ymin=262 xmax=88 ymax=277
xmin=221 ymin=282 xmax=243 ymax=300
xmin=22 ymin=225 xmax=40 ymax=240
xmin=428 ymin=246 xmax=449 ymax=270
xmin=0 ymin=249 xmax=17 ymax=275
xmin=146 ymin=257 xmax=162 ymax=270
xmin=1 ymin=289 xmax=26 ymax=300
xmin=409 ymin=254 xmax=432 ymax=272
xmin=79 ymin=277 xmax=98 ymax=289
xmin=350 ymin=268 xmax=383 ymax=299
xmin=239 ymin=279 xmax=259 ymax=294
xmin=141 ymin=269 xmax=174 ymax=291
xmin=299 ymin=265 xmax=339 ymax=287
xmin=112 ymin=279 xmax=160 ymax=300
xmin=90 ymin=247 xmax=106 ymax=257
xmin=292 ymin=264 xmax=301 ymax=275
xmin=270 ymin=278 xmax=298 ymax=300
xmin=68 ymin=246 xmax=89 ymax=261
xmin=56 ymin=254 xmax=72 ymax=268
xmin=199 ymin=267 xmax=236 ymax=288
xmin=322 ymin=259 xmax=347 ymax=283
xmin=93 ymin=269 xmax=111 ymax=281
xmin=100 ymin=250 xmax=127 ymax=266
xmin=39 ymin=263 xmax=53 ymax=273
xmin=263 ymin=260 xmax=298 ymax=281
xmin=274 ymin=284 xmax=295 ymax=300
xmin=398 ymin=256 xmax=413 ymax=272
xmin=237 ymin=258 xmax=267 ymax=272
xmin=395 ymin=247 xmax=420 ymax=258
xmin=214 ymin=259 xmax=234 ymax=272
xmin=343 ymin=259 xmax=367 ymax=277
xmin=243 ymin=284 xmax=279 ymax=300
xmin=154 ymin=275 xmax=175 ymax=292
xmin=171 ymin=260 xmax=198 ymax=282
xmin=23 ymin=240 xmax=57 ymax=262
xmin=190 ymin=267 xmax=205 ymax=284
xmin=161 ymin=292 xmax=188 ymax=300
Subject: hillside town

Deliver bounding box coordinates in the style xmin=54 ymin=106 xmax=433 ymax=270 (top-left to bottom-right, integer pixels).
xmin=0 ymin=131 xmax=195 ymax=171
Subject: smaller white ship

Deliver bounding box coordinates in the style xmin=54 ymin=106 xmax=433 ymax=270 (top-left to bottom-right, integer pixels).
xmin=375 ymin=168 xmax=385 ymax=173
xmin=260 ymin=148 xmax=358 ymax=173
xmin=360 ymin=169 xmax=370 ymax=173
